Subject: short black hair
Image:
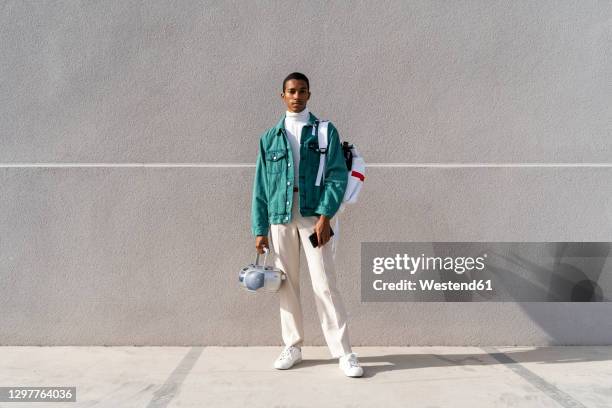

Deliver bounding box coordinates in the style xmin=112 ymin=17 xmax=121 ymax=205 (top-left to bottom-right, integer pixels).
xmin=283 ymin=72 xmax=309 ymax=92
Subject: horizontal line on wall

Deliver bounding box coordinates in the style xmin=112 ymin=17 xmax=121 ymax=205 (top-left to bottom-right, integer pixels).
xmin=0 ymin=163 xmax=611 ymax=168
xmin=373 ymin=163 xmax=612 ymax=168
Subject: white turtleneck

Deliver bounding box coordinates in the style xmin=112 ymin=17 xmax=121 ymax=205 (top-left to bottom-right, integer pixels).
xmin=284 ymin=106 xmax=310 ymax=184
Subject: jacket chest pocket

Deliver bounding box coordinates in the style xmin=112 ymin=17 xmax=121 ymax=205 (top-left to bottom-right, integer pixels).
xmin=265 ymin=149 xmax=287 ymax=174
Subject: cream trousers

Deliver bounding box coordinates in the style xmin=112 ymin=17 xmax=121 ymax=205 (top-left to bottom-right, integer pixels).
xmin=269 ymin=191 xmax=353 ymax=358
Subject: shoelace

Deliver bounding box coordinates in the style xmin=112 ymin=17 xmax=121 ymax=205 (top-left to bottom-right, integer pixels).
xmin=280 ymin=348 xmax=296 ymax=360
xmin=346 ymin=354 xmax=360 ymax=368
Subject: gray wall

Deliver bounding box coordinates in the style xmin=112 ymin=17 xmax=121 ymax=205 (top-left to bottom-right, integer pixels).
xmin=1 ymin=0 xmax=611 ymax=346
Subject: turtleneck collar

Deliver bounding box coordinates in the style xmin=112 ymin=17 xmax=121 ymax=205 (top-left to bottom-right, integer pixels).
xmin=274 ymin=109 xmax=318 ymax=134
xmin=285 ymin=106 xmax=310 ymax=121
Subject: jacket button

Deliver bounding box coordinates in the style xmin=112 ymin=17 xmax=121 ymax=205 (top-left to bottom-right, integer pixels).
xmin=273 ymin=156 xmax=277 ymax=160
xmin=286 ymin=201 xmax=290 ymax=205
xmin=288 ymin=163 xmax=291 ymax=167
xmin=287 ymin=182 xmax=290 ymax=186
xmin=284 ymin=216 xmax=288 ymax=221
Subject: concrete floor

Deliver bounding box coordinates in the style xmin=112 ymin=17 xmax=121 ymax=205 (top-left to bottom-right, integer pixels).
xmin=0 ymin=346 xmax=611 ymax=408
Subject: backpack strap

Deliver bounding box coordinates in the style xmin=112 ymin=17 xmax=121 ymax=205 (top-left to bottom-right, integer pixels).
xmin=314 ymin=120 xmax=329 ymax=187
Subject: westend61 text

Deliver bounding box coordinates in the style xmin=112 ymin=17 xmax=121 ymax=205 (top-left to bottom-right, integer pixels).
xmin=373 ymin=279 xmax=493 ymax=291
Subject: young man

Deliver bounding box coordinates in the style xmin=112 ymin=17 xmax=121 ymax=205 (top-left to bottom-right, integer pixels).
xmin=251 ymin=72 xmax=363 ymax=377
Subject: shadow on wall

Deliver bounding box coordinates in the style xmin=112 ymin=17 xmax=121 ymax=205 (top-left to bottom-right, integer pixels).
xmin=431 ymin=242 xmax=609 ymax=302
xmin=430 ymin=242 xmax=611 ymax=345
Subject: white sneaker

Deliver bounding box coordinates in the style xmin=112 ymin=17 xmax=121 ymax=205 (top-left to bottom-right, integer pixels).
xmin=273 ymin=346 xmax=302 ymax=370
xmin=339 ymin=352 xmax=364 ymax=377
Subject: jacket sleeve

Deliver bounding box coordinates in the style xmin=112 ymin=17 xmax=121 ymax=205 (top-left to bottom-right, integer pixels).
xmin=315 ymin=122 xmax=348 ymax=218
xmin=251 ymin=135 xmax=270 ymax=236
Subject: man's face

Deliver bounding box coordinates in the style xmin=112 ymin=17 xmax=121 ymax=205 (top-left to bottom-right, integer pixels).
xmin=282 ymin=79 xmax=310 ymax=113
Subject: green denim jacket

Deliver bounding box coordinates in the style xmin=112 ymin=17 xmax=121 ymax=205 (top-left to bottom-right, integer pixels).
xmin=251 ymin=111 xmax=348 ymax=237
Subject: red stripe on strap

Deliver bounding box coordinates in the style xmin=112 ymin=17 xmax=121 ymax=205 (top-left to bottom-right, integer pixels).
xmin=351 ymin=171 xmax=365 ymax=181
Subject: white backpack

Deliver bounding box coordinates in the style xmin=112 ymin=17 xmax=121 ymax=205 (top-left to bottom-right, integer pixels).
xmin=312 ymin=120 xmax=366 ymax=256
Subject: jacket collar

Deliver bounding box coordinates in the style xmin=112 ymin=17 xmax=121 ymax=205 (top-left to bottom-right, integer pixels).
xmin=274 ymin=110 xmax=318 ymax=135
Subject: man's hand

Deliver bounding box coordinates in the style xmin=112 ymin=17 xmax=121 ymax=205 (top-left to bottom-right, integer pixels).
xmin=255 ymin=235 xmax=269 ymax=254
xmin=314 ymin=215 xmax=332 ymax=247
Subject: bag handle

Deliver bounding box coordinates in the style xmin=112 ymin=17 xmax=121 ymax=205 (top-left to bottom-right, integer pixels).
xmin=255 ymin=246 xmax=269 ymax=266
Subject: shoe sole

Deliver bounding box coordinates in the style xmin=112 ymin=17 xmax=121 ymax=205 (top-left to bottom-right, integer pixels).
xmin=340 ymin=366 xmax=364 ymax=377
xmin=274 ymin=357 xmax=302 ymax=370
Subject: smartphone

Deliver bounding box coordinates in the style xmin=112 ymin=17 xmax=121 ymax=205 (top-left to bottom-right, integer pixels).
xmin=309 ymin=227 xmax=335 ymax=248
